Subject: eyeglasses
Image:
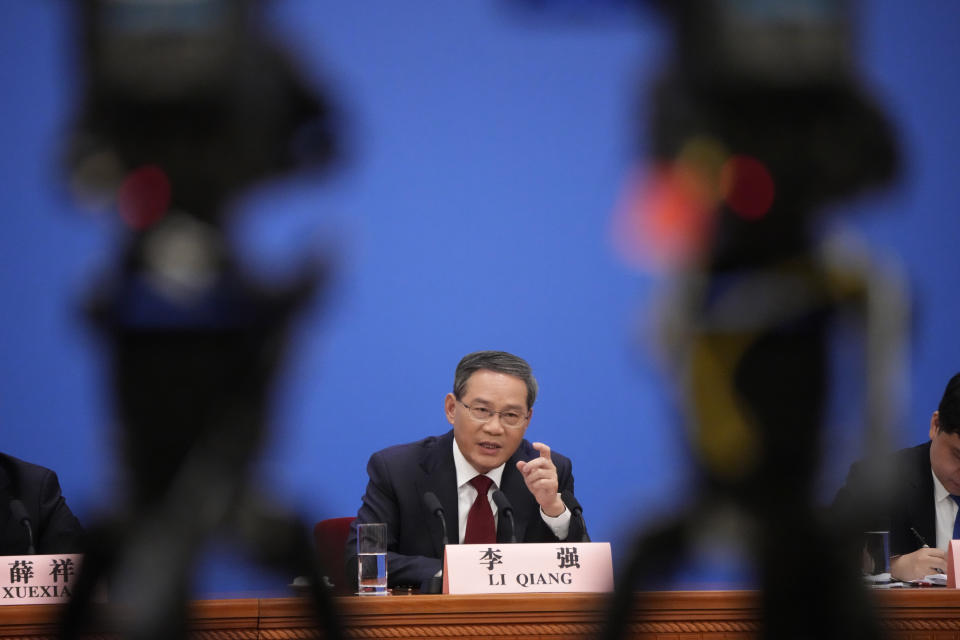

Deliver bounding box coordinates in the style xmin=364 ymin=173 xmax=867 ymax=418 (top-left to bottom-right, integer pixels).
xmin=458 ymin=400 xmax=529 ymax=429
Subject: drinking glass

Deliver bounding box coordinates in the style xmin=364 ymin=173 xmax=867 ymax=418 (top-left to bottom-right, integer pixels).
xmin=861 ymin=530 xmax=890 ymax=581
xmin=357 ymin=523 xmax=388 ymax=595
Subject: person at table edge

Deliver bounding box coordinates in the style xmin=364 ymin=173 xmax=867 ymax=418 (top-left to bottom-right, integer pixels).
xmin=345 ymin=350 xmax=588 ymax=590
xmin=1 ymin=452 xmax=84 ymax=555
xmin=832 ymin=371 xmax=960 ymax=581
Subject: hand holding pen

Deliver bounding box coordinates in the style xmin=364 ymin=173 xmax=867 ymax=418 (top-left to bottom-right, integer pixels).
xmin=909 ymin=527 xmax=945 ymax=573
xmin=890 ymin=528 xmax=947 ymax=580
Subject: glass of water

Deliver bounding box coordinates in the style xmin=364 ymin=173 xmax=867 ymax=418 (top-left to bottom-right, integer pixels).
xmin=861 ymin=530 xmax=891 ymax=582
xmin=357 ymin=523 xmax=388 ymax=595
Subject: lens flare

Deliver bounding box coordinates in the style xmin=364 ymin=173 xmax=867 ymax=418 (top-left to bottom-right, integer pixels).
xmin=610 ymin=163 xmax=714 ymax=272
xmin=117 ymin=165 xmax=171 ymax=230
xmin=610 ymin=141 xmax=777 ymax=270
xmin=720 ymin=155 xmax=775 ymax=220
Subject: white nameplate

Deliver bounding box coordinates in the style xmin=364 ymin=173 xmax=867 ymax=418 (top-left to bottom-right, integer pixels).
xmin=0 ymin=554 xmax=83 ymax=605
xmin=948 ymin=540 xmax=960 ymax=588
xmin=442 ymin=542 xmax=613 ymax=594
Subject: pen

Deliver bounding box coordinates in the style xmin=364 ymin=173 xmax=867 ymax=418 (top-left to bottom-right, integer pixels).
xmin=909 ymin=527 xmax=946 ymax=574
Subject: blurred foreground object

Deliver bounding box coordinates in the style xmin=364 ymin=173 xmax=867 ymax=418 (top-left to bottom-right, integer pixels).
xmin=603 ymin=0 xmax=907 ymax=638
xmin=59 ymin=1 xmax=341 ymax=638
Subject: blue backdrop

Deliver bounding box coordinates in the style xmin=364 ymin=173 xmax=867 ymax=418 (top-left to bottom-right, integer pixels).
xmin=1 ymin=1 xmax=958 ymax=595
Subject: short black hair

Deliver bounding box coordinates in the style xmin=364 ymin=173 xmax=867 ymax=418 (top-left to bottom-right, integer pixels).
xmin=938 ymin=372 xmax=960 ymax=434
xmin=453 ymin=351 xmax=538 ymax=410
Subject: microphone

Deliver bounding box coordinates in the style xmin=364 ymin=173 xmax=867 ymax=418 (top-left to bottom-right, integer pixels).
xmin=561 ymin=491 xmax=590 ymax=542
xmin=9 ymin=499 xmax=35 ymax=554
xmin=422 ymin=491 xmax=449 ymax=547
xmin=492 ymin=490 xmax=517 ymax=543
xmin=422 ymin=491 xmax=448 ymax=594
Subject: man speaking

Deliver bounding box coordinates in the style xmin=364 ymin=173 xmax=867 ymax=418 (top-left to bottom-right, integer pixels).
xmin=346 ymin=350 xmax=588 ymax=590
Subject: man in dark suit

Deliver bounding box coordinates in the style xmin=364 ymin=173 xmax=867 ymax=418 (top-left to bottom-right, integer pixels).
xmin=0 ymin=452 xmax=85 ymax=555
xmin=346 ymin=351 xmax=587 ymax=590
xmin=832 ymin=372 xmax=960 ymax=581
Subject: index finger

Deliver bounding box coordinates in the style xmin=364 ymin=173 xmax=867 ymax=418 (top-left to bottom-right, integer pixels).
xmin=531 ymin=442 xmax=552 ymax=462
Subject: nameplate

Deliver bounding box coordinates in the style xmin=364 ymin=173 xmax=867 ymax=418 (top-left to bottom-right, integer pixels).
xmin=948 ymin=541 xmax=960 ymax=588
xmin=442 ymin=542 xmax=613 ymax=594
xmin=0 ymin=554 xmax=82 ymax=605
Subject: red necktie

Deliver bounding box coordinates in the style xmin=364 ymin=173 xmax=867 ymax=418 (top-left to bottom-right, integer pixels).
xmin=463 ymin=475 xmax=496 ymax=544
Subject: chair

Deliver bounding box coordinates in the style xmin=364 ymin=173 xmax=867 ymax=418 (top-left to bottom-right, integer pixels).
xmin=313 ymin=516 xmax=355 ymax=594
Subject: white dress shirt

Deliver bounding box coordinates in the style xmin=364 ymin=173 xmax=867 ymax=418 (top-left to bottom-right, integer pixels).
xmin=932 ymin=469 xmax=958 ymax=550
xmin=451 ymin=439 xmax=570 ymax=542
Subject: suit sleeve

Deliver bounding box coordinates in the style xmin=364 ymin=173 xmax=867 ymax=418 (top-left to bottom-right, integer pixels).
xmin=519 ymin=451 xmax=588 ymax=544
xmin=35 ymin=469 xmax=85 ymax=554
xmin=555 ymin=454 xmax=589 ymax=543
xmin=346 ymin=452 xmax=441 ymax=590
xmin=830 ymin=455 xmax=916 ymax=557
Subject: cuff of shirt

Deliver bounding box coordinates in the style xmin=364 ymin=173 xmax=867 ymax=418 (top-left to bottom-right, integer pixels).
xmin=540 ymin=497 xmax=571 ymax=540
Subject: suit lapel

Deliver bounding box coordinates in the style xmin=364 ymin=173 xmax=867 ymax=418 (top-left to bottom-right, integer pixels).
xmin=416 ymin=431 xmax=459 ymax=553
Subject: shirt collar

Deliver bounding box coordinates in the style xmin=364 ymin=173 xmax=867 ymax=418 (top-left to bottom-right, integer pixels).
xmin=452 ymin=436 xmax=505 ymax=489
xmin=933 ymin=467 xmax=952 ymax=503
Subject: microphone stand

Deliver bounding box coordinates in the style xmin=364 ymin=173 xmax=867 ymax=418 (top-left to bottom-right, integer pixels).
xmin=422 ymin=492 xmax=449 ymax=593
xmin=492 ymin=490 xmax=517 ymax=543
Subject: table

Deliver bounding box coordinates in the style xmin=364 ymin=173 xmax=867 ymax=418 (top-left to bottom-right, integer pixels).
xmin=2 ymin=590 xmax=960 ymax=639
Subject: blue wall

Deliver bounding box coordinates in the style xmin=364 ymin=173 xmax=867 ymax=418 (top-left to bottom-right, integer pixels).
xmin=1 ymin=1 xmax=958 ymax=594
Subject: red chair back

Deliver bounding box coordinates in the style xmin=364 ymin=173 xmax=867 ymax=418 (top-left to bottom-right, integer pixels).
xmin=313 ymin=516 xmax=355 ymax=594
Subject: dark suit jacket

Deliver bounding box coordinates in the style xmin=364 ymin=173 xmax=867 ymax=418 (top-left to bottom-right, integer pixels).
xmin=346 ymin=430 xmax=587 ymax=589
xmin=831 ymin=442 xmax=933 ymax=557
xmin=0 ymin=453 xmax=85 ymax=555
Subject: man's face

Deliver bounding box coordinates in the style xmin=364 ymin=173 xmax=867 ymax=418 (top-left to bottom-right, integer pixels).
xmin=445 ymin=369 xmax=531 ymax=474
xmin=929 ymin=411 xmax=960 ymax=495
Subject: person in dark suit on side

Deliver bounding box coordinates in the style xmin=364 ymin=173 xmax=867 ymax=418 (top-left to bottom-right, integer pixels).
xmin=346 ymin=350 xmax=588 ymax=590
xmin=832 ymin=372 xmax=960 ymax=581
xmin=0 ymin=452 xmax=85 ymax=555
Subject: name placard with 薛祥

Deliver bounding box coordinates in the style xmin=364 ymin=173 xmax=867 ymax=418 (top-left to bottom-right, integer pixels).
xmin=442 ymin=542 xmax=613 ymax=594
xmin=0 ymin=554 xmax=83 ymax=605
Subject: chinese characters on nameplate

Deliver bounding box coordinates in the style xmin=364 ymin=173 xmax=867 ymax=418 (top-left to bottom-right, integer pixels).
xmin=443 ymin=542 xmax=613 ymax=594
xmin=0 ymin=554 xmax=83 ymax=605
